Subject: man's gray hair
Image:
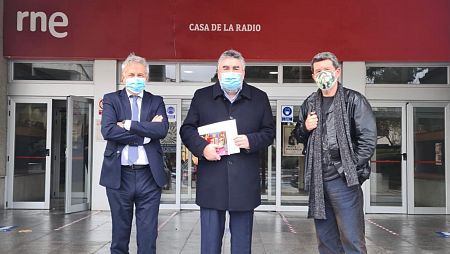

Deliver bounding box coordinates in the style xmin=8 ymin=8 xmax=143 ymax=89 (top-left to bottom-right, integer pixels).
xmin=218 ymin=49 xmax=246 ymax=70
xmin=311 ymin=52 xmax=340 ymax=71
xmin=121 ymin=53 xmax=149 ymax=75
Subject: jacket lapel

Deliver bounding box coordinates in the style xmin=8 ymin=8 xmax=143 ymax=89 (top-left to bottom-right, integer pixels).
xmin=119 ymin=88 xmax=132 ymax=119
xmin=140 ymin=91 xmax=152 ymax=121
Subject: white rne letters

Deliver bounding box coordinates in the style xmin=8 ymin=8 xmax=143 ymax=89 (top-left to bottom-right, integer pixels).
xmin=16 ymin=11 xmax=69 ymax=38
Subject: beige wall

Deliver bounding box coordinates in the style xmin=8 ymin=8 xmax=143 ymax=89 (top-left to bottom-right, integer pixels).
xmin=0 ymin=0 xmax=7 ymax=209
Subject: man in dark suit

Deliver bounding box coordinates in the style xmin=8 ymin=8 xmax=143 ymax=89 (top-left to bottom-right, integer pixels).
xmin=180 ymin=49 xmax=275 ymax=254
xmin=100 ymin=53 xmax=169 ymax=254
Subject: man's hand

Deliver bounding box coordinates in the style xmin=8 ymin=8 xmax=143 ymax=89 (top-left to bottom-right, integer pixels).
xmin=203 ymin=143 xmax=222 ymax=161
xmin=117 ymin=121 xmax=125 ymax=128
xmin=152 ymin=115 xmax=163 ymax=122
xmin=234 ymin=135 xmax=250 ymax=149
xmin=305 ymin=112 xmax=318 ymax=131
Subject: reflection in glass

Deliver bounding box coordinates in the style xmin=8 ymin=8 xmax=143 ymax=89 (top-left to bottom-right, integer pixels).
xmin=370 ymin=107 xmax=402 ymax=206
xmin=283 ymin=66 xmax=314 ymax=83
xmin=180 ymin=100 xmax=196 ymax=204
xmin=149 ymin=65 xmax=176 ymax=82
xmin=260 ymin=102 xmax=277 ymax=205
xmin=181 ymin=65 xmax=217 ymax=82
xmin=13 ymin=103 xmax=47 ymax=202
xmin=180 ymin=145 xmax=197 ymax=204
xmin=366 ymin=67 xmax=448 ymax=84
xmin=245 ymin=66 xmax=278 ymax=83
xmin=13 ymin=62 xmax=93 ymax=81
xmin=281 ymin=105 xmax=308 ymax=206
xmin=161 ymin=119 xmax=177 ymax=204
xmin=70 ymin=101 xmax=90 ymax=205
xmin=413 ymin=107 xmax=445 ymax=207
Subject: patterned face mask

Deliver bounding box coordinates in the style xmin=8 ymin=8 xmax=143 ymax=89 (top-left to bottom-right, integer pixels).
xmin=315 ymin=70 xmax=337 ymax=90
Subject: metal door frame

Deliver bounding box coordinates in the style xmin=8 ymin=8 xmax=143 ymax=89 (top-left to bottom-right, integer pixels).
xmin=6 ymin=97 xmax=53 ymax=209
xmin=407 ymin=102 xmax=449 ymax=214
xmin=65 ymin=96 xmax=93 ymax=213
xmin=275 ymin=100 xmax=308 ymax=212
xmin=159 ymin=99 xmax=184 ymax=209
xmin=364 ymin=102 xmax=407 ymax=214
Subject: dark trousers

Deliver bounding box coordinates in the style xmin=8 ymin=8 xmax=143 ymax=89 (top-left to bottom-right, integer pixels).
xmin=314 ymin=177 xmax=367 ymax=254
xmin=106 ymin=167 xmax=162 ymax=254
xmin=200 ymin=207 xmax=254 ymax=254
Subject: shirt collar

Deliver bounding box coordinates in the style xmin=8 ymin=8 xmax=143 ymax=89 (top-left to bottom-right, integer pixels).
xmin=126 ymin=89 xmax=144 ymax=98
xmin=212 ymin=82 xmax=251 ymax=101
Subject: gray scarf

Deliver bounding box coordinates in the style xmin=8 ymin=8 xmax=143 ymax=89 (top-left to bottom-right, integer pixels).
xmin=305 ymin=84 xmax=359 ymax=219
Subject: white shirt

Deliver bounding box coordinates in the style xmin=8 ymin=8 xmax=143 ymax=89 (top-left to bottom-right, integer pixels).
xmin=121 ymin=90 xmax=151 ymax=166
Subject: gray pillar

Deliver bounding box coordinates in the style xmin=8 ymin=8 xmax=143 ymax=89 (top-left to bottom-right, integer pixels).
xmin=0 ymin=0 xmax=7 ymax=209
xmin=342 ymin=61 xmax=367 ymax=96
xmin=91 ymin=60 xmax=117 ymax=210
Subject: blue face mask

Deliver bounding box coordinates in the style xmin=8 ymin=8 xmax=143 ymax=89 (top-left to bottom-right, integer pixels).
xmin=220 ymin=72 xmax=243 ymax=92
xmin=125 ymin=77 xmax=146 ymax=94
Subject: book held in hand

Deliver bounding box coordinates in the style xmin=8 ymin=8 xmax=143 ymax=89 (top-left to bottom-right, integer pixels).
xmin=198 ymin=119 xmax=240 ymax=155
xmin=201 ymin=131 xmax=228 ymax=155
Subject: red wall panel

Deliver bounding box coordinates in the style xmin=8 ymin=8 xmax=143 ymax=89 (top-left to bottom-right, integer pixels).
xmin=4 ymin=0 xmax=450 ymax=61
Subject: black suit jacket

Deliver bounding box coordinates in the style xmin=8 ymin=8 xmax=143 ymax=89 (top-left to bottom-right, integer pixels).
xmin=100 ymin=88 xmax=169 ymax=189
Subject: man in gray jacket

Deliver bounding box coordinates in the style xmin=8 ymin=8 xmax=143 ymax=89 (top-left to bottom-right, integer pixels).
xmin=292 ymin=52 xmax=377 ymax=254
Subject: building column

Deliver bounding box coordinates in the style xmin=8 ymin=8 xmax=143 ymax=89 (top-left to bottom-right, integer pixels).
xmin=342 ymin=61 xmax=367 ymax=95
xmin=91 ymin=60 xmax=117 ymax=210
xmin=0 ymin=0 xmax=7 ymax=210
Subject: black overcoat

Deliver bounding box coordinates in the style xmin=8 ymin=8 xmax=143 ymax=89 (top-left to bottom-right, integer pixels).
xmin=180 ymin=82 xmax=275 ymax=210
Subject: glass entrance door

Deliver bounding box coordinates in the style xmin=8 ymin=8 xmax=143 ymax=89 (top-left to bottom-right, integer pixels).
xmin=65 ymin=96 xmax=93 ymax=213
xmin=258 ymin=101 xmax=277 ymax=209
xmin=7 ymin=98 xmax=52 ymax=209
xmin=407 ymin=103 xmax=448 ymax=214
xmin=160 ymin=99 xmax=181 ymax=208
xmin=180 ymin=99 xmax=198 ymax=208
xmin=276 ymin=101 xmax=308 ymax=211
xmin=365 ymin=103 xmax=407 ymax=213
xmin=366 ymin=102 xmax=449 ymax=214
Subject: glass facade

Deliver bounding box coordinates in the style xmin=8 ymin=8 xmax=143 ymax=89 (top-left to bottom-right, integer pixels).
xmin=413 ymin=107 xmax=446 ymax=208
xmin=149 ymin=64 xmax=176 ymax=82
xmin=13 ymin=62 xmax=93 ymax=81
xmin=366 ymin=66 xmax=448 ymax=84
xmin=13 ymin=103 xmax=48 ymax=202
xmin=6 ymin=60 xmax=449 ymax=214
xmin=371 ymin=107 xmax=403 ymax=207
xmin=180 ymin=64 xmax=217 ymax=83
xmin=280 ymin=105 xmax=308 ymax=206
xmin=283 ymin=66 xmax=314 ymax=83
xmin=245 ymin=66 xmax=278 ymax=83
xmin=160 ymin=116 xmax=178 ymax=204
xmin=114 ymin=62 xmax=322 ymax=84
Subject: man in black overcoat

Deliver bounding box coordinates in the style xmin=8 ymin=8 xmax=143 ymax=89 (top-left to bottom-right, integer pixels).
xmin=180 ymin=49 xmax=275 ymax=254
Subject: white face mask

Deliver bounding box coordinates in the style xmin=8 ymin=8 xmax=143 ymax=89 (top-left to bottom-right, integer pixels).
xmin=315 ymin=70 xmax=337 ymax=90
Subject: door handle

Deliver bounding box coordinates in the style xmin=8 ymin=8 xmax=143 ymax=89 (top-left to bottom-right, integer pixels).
xmin=401 ymin=153 xmax=407 ymax=160
xmin=46 ymin=149 xmax=50 ymax=156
